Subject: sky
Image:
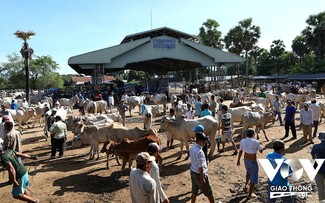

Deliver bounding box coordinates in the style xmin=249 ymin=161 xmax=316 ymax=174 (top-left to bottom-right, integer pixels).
xmin=0 ymin=0 xmax=324 ymax=75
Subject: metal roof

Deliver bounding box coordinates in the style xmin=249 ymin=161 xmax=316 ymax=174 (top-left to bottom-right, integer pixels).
xmin=287 ymin=73 xmax=325 ymax=80
xmin=68 ymin=27 xmax=244 ymax=74
xmin=120 ymin=27 xmax=197 ymax=44
xmin=253 ymin=75 xmax=288 ymax=80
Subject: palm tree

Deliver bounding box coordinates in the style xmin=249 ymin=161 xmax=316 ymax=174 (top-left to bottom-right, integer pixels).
xmin=14 ymin=30 xmax=35 ymax=103
xmin=224 ymin=18 xmax=261 ymax=83
xmin=198 ymin=19 xmax=223 ymax=49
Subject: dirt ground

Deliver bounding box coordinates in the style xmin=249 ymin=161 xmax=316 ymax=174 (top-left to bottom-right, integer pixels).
xmin=0 ymin=100 xmax=323 ymax=203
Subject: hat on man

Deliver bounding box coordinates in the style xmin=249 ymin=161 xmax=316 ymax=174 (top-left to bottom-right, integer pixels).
xmin=51 ymin=108 xmax=57 ymax=112
xmin=136 ymin=152 xmax=155 ymax=165
xmin=273 ymin=140 xmax=286 ymax=148
xmin=304 ymin=102 xmax=309 ymax=107
xmin=193 ymin=125 xmax=204 ymax=132
xmin=318 ymin=132 xmax=325 ymax=142
xmin=286 ymin=100 xmax=292 ymax=103
xmin=147 ymin=142 xmax=160 ymax=153
xmin=196 ymin=132 xmax=208 ymax=141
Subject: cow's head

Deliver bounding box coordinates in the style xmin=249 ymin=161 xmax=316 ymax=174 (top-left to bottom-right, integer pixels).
xmin=100 ymin=139 xmax=116 ymax=154
xmin=158 ymin=116 xmax=172 ymax=133
xmin=264 ymin=112 xmax=275 ymax=124
xmin=71 ymin=136 xmax=82 ymax=148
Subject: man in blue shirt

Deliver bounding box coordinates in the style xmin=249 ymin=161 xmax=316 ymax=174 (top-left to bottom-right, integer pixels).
xmin=200 ymin=104 xmax=212 ymax=117
xmin=284 ymin=100 xmax=296 ymax=139
xmin=266 ymin=140 xmax=293 ymax=203
xmin=311 ymin=132 xmax=325 ymax=202
xmin=10 ymin=100 xmax=18 ymax=110
xmin=194 ymin=97 xmax=202 ymax=118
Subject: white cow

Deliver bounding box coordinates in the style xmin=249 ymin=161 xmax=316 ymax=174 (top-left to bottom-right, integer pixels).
xmin=143 ymin=108 xmax=153 ymax=130
xmin=58 ymin=95 xmax=79 ymax=111
xmin=95 ymin=100 xmax=108 ymax=114
xmin=127 ymin=96 xmax=144 ymax=116
xmin=7 ymin=108 xmax=36 ymax=134
xmin=158 ymin=115 xmax=218 ymax=160
xmin=151 ymin=94 xmax=167 ymax=114
xmin=71 ymin=124 xmax=157 ymax=160
xmin=242 ymin=111 xmax=275 ymax=141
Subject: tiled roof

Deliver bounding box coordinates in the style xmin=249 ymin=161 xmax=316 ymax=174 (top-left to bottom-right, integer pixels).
xmin=71 ymin=76 xmax=115 ymax=83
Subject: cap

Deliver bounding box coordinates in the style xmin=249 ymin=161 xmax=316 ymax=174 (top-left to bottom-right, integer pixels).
xmin=273 ymin=140 xmax=285 ymax=148
xmin=147 ymin=142 xmax=160 ymax=153
xmin=286 ymin=100 xmax=292 ymax=103
xmin=246 ymin=128 xmax=255 ymax=136
xmin=318 ymin=132 xmax=325 ymax=142
xmin=136 ymin=152 xmax=155 ymax=165
xmin=196 ymin=132 xmax=208 ymax=141
xmin=51 ymin=108 xmax=57 ymax=112
xmin=304 ymin=102 xmax=309 ymax=107
xmin=193 ymin=125 xmax=204 ymax=132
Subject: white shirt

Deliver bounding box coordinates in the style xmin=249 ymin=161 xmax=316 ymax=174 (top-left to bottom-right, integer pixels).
xmin=239 ymin=138 xmax=262 ymax=154
xmin=190 ymin=143 xmax=208 ymax=174
xmin=309 ymin=103 xmax=320 ymax=121
xmin=129 ymin=168 xmax=158 ymax=203
xmin=300 ymin=108 xmax=313 ymax=125
xmin=185 ymin=109 xmax=195 ymax=119
xmin=49 ymin=120 xmax=67 ymax=139
xmin=150 ymin=160 xmax=167 ymax=202
xmin=108 ymin=96 xmax=114 ymax=106
xmin=272 ymin=99 xmax=282 ymax=112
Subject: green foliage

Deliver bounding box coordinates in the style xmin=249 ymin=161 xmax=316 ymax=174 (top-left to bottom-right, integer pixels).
xmin=198 ymin=19 xmax=223 ymax=49
xmin=35 ymin=73 xmax=64 ymax=89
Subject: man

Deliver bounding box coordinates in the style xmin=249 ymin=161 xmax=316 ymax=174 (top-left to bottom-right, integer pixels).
xmin=0 ymin=115 xmax=10 ymax=141
xmin=309 ymin=99 xmax=321 ymax=138
xmin=193 ymin=125 xmax=210 ymax=165
xmin=300 ymin=103 xmax=314 ymax=144
xmin=1 ymin=104 xmax=9 ymax=116
xmin=21 ymin=98 xmax=28 ymax=108
xmin=219 ymin=105 xmax=238 ymax=155
xmin=237 ymin=129 xmax=263 ymax=199
xmin=117 ymin=99 xmax=129 ymax=127
xmin=4 ymin=121 xmax=22 ymax=154
xmin=194 ymin=97 xmax=202 ymax=118
xmin=232 ymin=92 xmax=241 ymax=107
xmin=47 ymin=108 xmax=57 ymax=140
xmin=147 ymin=143 xmax=170 ymax=203
xmin=272 ymin=95 xmax=283 ymax=126
xmin=200 ymin=103 xmax=212 ymax=117
xmin=49 ymin=115 xmax=67 ymax=159
xmin=185 ymin=103 xmax=195 ymax=119
xmin=209 ymin=95 xmax=217 ymax=117
xmin=258 ymin=90 xmax=266 ymax=98
xmin=0 ymin=145 xmax=38 ymax=203
xmin=311 ymin=132 xmax=325 ymax=202
xmin=10 ymin=99 xmax=18 ymax=110
xmin=129 ymin=152 xmax=158 ymax=203
xmin=284 ymin=100 xmax=297 ymax=139
xmin=240 ymin=89 xmax=245 ymax=103
xmin=166 ymin=108 xmax=176 ymax=149
xmin=287 ymin=92 xmax=295 ymax=106
xmin=108 ymin=94 xmax=114 ymax=113
xmin=266 ymin=140 xmax=293 ymax=203
xmin=190 ymin=132 xmax=214 ymax=203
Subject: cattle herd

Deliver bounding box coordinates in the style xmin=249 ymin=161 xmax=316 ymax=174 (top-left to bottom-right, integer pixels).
xmin=0 ymin=84 xmax=324 ymax=202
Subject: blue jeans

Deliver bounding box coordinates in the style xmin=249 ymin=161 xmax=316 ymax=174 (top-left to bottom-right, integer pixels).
xmin=274 ymin=111 xmax=282 ymax=125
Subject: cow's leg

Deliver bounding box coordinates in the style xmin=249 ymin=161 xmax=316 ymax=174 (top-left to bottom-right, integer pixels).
xmin=19 ymin=122 xmax=23 ymax=135
xmin=89 ymin=146 xmax=94 ymax=160
xmin=115 ymin=155 xmax=121 ymax=166
xmin=138 ymin=105 xmax=141 ymax=115
xmin=96 ymin=150 xmax=100 ymax=160
xmin=129 ymin=109 xmax=132 ymax=117
xmin=255 ymin=127 xmax=260 ymax=140
xmin=176 ymin=141 xmax=184 ymax=160
xmin=121 ymin=158 xmax=127 ymax=169
xmin=208 ymin=135 xmax=217 ymax=159
xmin=106 ymin=153 xmax=110 ymax=169
xmin=261 ymin=126 xmax=268 ymax=141
xmin=184 ymin=140 xmax=190 ymax=160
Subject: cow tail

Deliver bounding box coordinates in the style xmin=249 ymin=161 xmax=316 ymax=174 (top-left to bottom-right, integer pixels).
xmin=156 ymin=137 xmax=161 ymax=146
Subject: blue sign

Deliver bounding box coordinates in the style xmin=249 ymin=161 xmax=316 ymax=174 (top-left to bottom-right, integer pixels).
xmin=153 ymin=39 xmax=176 ymax=49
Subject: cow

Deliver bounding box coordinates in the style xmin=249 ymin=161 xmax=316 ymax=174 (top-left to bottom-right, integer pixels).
xmin=242 ymin=111 xmax=275 ymax=141
xmin=30 ymin=102 xmax=50 ymax=128
xmin=71 ymin=124 xmax=157 ymax=160
xmin=7 ymin=108 xmax=36 ymax=134
xmin=100 ymin=135 xmax=161 ymax=169
xmin=127 ymin=96 xmax=144 ymax=116
xmin=150 ymin=105 xmax=160 ymax=117
xmin=58 ymin=95 xmax=79 ymax=111
xmin=151 ymin=94 xmax=167 ymax=114
xmin=158 ymin=115 xmax=218 ymax=160
xmin=95 ymin=100 xmax=108 ymax=114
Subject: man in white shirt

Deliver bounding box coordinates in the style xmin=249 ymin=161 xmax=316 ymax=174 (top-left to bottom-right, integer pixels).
xmin=309 ymin=99 xmax=321 ymax=138
xmin=272 ymin=95 xmax=283 ymax=126
xmin=49 ymin=115 xmax=67 ymax=158
xmin=189 ymin=132 xmax=215 ymax=203
xmin=300 ymin=103 xmax=314 ymax=144
xmin=185 ymin=104 xmax=195 ymax=119
xmin=237 ymin=129 xmax=263 ymax=199
xmin=147 ymin=143 xmax=170 ymax=203
xmin=129 ymin=152 xmax=158 ymax=203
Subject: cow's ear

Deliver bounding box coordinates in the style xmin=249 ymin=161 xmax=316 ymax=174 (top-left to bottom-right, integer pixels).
xmin=106 ymin=142 xmax=111 ymax=150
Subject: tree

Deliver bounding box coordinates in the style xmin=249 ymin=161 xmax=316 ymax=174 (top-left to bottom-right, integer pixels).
xmin=35 ymin=73 xmax=64 ymax=89
xmin=198 ymin=19 xmax=223 ymax=49
xmin=302 ymin=11 xmax=325 ymax=60
xmin=224 ymin=18 xmax=261 ymax=81
xmin=292 ymin=35 xmax=310 ymax=63
xmin=14 ymin=30 xmax=35 ymax=103
xmin=270 ymin=40 xmax=286 ymax=75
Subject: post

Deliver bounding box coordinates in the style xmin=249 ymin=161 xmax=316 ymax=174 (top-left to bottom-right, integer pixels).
xmin=245 ymin=50 xmax=249 ymax=87
xmin=20 ymin=42 xmax=33 ymax=104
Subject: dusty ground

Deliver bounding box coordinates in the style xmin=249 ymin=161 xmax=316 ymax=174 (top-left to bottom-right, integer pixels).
xmin=0 ymin=100 xmax=323 ymax=203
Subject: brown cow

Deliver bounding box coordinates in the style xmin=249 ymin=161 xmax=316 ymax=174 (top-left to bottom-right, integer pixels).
xmin=100 ymin=135 xmax=162 ymax=170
